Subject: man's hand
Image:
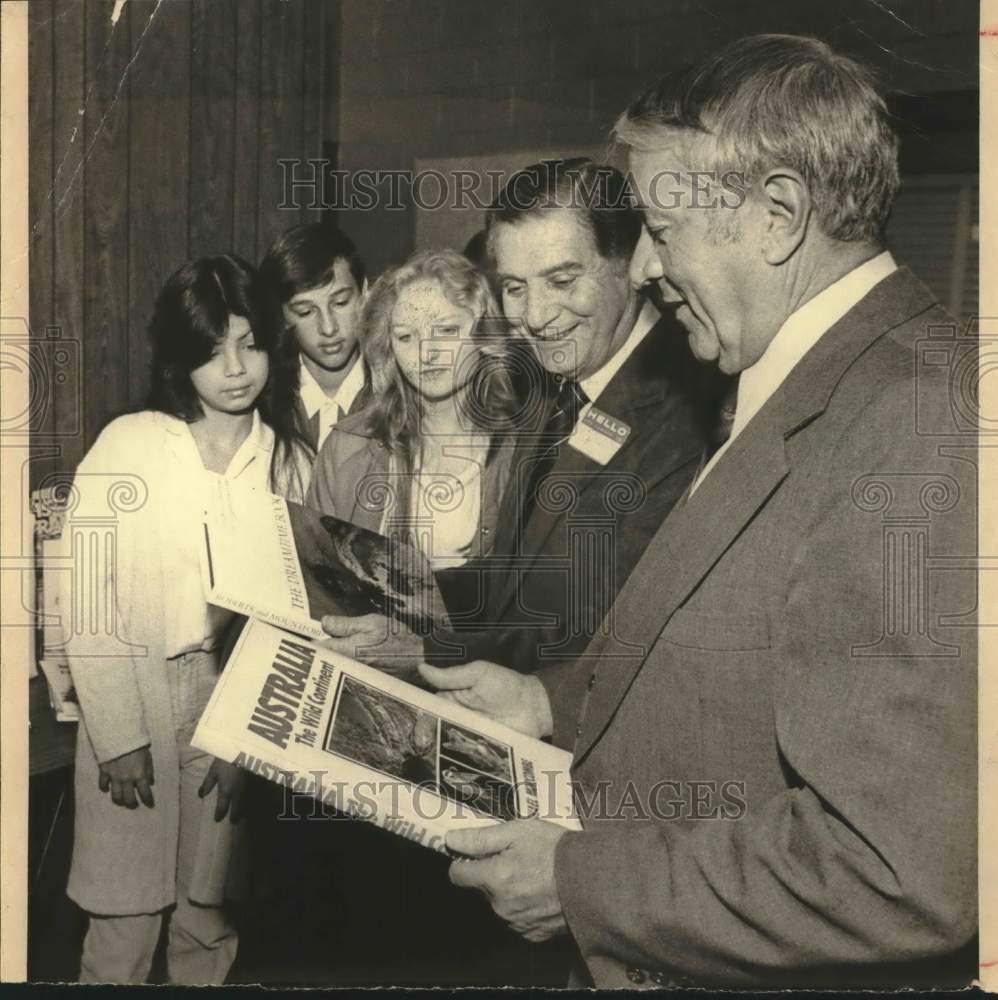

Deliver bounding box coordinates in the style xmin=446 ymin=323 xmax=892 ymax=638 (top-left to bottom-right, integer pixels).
xmin=99 ymin=746 xmax=155 ymax=809
xmin=418 ymin=661 xmax=553 ymax=739
xmin=447 ymin=820 xmax=569 ymax=942
xmin=198 ymin=758 xmax=246 ymax=823
xmin=319 ymin=613 xmax=423 ymax=674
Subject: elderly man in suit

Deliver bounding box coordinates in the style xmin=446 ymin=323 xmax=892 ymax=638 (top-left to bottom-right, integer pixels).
xmin=320 ymin=158 xmax=721 ymax=677
xmin=418 ymin=34 xmax=977 ymax=989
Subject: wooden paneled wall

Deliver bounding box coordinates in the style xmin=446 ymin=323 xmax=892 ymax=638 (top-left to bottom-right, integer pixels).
xmin=28 ymin=0 xmax=339 ymax=484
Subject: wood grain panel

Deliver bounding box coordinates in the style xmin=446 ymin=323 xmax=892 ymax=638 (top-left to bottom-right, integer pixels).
xmin=190 ymin=0 xmax=236 ymax=257
xmin=32 ymin=0 xmax=324 ymax=459
xmin=232 ymin=0 xmax=262 ymax=263
xmin=302 ymin=0 xmax=326 ymax=210
xmin=51 ymin=0 xmax=86 ymax=475
xmin=28 ymin=0 xmax=55 ymax=487
xmin=127 ymin=0 xmax=191 ymax=408
xmin=82 ymin=0 xmax=132 ymax=447
xmin=257 ymin=0 xmax=306 ymax=259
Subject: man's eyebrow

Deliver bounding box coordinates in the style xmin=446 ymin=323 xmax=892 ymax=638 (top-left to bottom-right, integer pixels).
xmin=539 ymin=260 xmax=584 ymax=277
xmin=496 ymin=261 xmax=584 ymax=282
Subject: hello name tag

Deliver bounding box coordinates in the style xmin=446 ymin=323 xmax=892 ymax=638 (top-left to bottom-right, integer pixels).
xmin=567 ymin=406 xmax=632 ymax=465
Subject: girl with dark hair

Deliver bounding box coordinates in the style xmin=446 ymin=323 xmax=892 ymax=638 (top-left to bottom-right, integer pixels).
xmin=60 ymin=255 xmax=312 ymax=985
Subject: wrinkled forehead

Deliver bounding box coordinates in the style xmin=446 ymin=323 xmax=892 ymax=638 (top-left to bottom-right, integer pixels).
xmin=490 ymin=208 xmax=601 ymax=278
xmin=627 ymin=132 xmax=716 ymax=213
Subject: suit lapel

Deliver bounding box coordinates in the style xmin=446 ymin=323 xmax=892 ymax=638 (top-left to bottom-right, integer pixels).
xmin=573 ymin=402 xmax=789 ymax=763
xmin=491 ymin=351 xmax=668 ymax=618
xmin=572 ymin=266 xmax=939 ymax=764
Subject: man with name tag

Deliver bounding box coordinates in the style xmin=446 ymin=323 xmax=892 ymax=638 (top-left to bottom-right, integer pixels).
xmin=416 ymin=35 xmax=976 ymax=990
xmin=320 ymin=157 xmax=722 ymax=679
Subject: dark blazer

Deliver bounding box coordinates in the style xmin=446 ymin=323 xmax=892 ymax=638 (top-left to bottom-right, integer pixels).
xmin=425 ymin=312 xmax=721 ymax=672
xmin=540 ymin=268 xmax=977 ymax=989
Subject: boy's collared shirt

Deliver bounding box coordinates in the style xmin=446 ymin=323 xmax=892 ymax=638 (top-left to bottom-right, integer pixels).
xmin=299 ymin=354 xmax=364 ymax=450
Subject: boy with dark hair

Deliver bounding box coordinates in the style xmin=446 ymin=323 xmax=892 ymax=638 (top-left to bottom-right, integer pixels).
xmin=260 ymin=223 xmax=368 ymax=450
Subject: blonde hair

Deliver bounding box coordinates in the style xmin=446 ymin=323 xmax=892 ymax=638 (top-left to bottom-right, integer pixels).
xmin=359 ymin=249 xmax=519 ymax=518
xmin=360 ymin=250 xmax=516 ymax=456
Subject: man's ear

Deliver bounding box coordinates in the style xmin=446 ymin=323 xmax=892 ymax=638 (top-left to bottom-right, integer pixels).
xmin=359 ymin=276 xmax=370 ymax=302
xmin=759 ymin=168 xmax=810 ymax=265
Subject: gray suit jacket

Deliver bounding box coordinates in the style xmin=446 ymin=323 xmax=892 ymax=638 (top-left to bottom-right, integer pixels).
xmin=541 ymin=268 xmax=977 ymax=989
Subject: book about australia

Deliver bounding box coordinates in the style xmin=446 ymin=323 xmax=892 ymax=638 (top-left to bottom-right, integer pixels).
xmin=192 ymin=618 xmax=581 ymax=853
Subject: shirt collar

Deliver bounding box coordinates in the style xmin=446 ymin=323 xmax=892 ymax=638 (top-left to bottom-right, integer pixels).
xmin=578 ymin=297 xmax=659 ymax=404
xmin=730 ymin=250 xmax=898 ymax=440
xmin=225 ymin=408 xmax=272 ymax=478
xmin=164 ymin=408 xmax=272 ymax=478
xmin=299 ymin=355 xmax=363 ymax=418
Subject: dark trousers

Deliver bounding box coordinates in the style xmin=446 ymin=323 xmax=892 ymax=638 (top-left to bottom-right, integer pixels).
xmin=230 ymin=776 xmax=572 ymax=987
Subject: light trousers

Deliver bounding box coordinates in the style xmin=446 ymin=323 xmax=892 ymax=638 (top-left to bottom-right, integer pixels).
xmin=78 ymin=649 xmax=237 ymax=985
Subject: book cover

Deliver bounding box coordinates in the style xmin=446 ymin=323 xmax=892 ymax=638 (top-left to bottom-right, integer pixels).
xmin=201 ymin=478 xmax=449 ymax=641
xmin=192 ymin=618 xmax=581 ymax=853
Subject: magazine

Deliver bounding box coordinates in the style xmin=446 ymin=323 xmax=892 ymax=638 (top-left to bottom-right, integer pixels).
xmin=192 ymin=618 xmax=581 ymax=853
xmin=201 ymin=478 xmax=449 ymax=641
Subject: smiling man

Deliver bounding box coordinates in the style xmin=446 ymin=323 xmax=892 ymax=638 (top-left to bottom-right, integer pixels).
xmin=416 ymin=35 xmax=977 ymax=990
xmin=320 ymin=157 xmax=723 ymax=683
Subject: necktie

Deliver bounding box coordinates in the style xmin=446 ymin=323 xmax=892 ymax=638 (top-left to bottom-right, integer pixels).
xmin=519 ymin=377 xmax=589 ymax=530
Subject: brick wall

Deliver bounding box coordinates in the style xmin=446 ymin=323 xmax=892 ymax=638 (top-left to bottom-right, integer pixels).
xmin=337 ymin=0 xmax=980 ymax=274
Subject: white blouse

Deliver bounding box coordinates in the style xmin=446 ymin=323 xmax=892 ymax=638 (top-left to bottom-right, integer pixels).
xmin=381 ymin=445 xmax=484 ymax=571
xmin=65 ymin=409 xmax=309 ymax=661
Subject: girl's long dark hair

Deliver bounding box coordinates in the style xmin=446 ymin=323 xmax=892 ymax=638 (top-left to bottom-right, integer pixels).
xmin=147 ymin=254 xmax=314 ymax=497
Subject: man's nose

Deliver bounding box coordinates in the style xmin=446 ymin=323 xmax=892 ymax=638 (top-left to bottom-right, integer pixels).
xmin=524 ymin=290 xmax=559 ymax=336
xmin=629 ymin=228 xmax=664 ymax=290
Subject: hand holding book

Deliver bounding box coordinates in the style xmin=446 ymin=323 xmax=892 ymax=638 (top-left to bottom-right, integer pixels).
xmin=418 ymin=661 xmax=553 ymax=741
xmin=318 ymin=611 xmax=424 ymax=681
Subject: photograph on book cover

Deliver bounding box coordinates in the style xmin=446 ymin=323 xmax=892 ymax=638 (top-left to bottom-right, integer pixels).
xmin=324 ymin=674 xmax=518 ymax=820
xmin=0 ymin=0 xmax=995 ymax=991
